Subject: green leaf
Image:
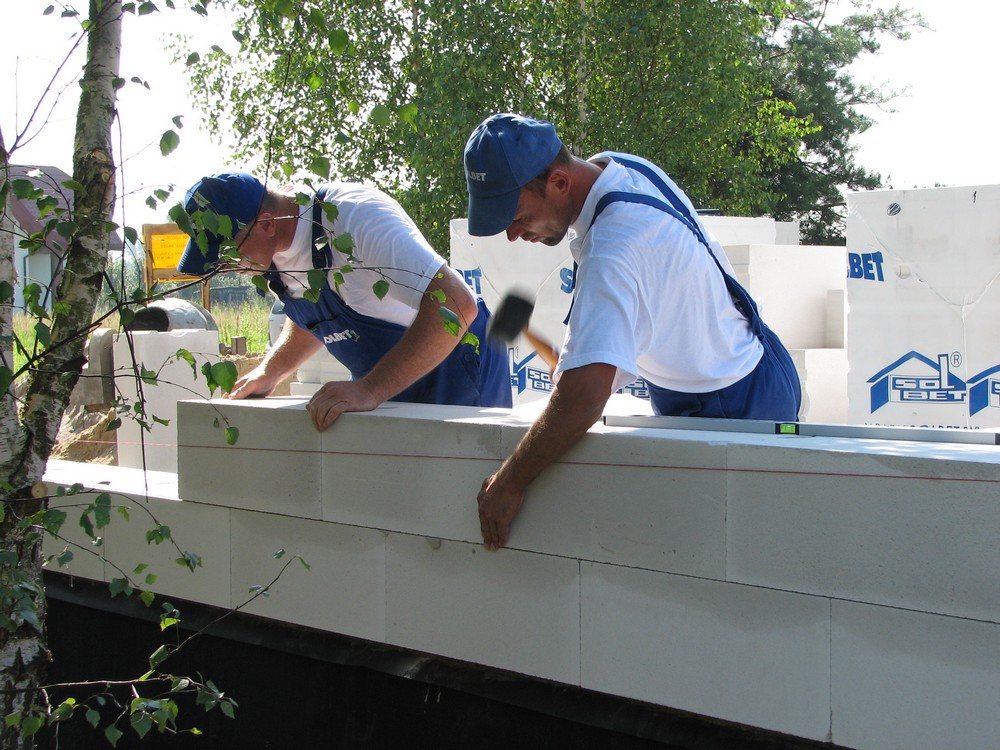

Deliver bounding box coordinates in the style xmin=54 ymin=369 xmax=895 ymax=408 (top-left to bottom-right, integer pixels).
xmin=332 ymin=233 xmax=353 ymax=254
xmin=94 ymin=493 xmax=111 ymax=528
xmin=131 ymin=711 xmax=153 ymax=739
xmin=177 ymin=551 xmax=202 ymax=570
xmin=175 ymin=348 xmax=196 ymax=377
xmin=399 ymin=102 xmax=418 ymax=130
xmin=372 ymin=279 xmax=390 ymax=300
xmin=140 ymin=590 xmax=155 ymax=607
xmin=105 ymin=724 xmax=123 ymax=746
xmin=328 ymin=28 xmax=349 ymax=54
xmin=85 ymin=708 xmax=100 ymax=728
xmin=34 ymin=322 xmax=51 ymax=347
xmin=61 ymin=179 xmax=86 ymax=192
xmin=370 ymin=104 xmax=391 ymax=127
xmin=21 ymin=713 xmax=43 ymax=737
xmin=309 ymin=156 xmax=331 ymax=180
xmin=159 ymin=130 xmax=180 ymax=156
xmin=209 ymin=361 xmax=238 ymax=393
xmin=225 ymin=426 xmax=239 ymax=445
xmin=185 ymin=52 xmax=201 ymax=66
xmin=40 ymin=509 xmax=67 ymax=535
xmin=460 ymin=332 xmax=481 ymax=354
xmin=149 ymin=644 xmax=169 ymax=669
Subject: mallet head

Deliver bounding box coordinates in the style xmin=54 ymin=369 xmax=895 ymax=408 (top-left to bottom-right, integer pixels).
xmin=487 ymin=292 xmax=535 ymax=344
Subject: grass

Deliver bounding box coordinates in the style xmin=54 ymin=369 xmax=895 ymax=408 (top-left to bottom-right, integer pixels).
xmin=9 ymin=298 xmax=272 ymax=375
xmin=212 ymin=299 xmax=272 ymax=354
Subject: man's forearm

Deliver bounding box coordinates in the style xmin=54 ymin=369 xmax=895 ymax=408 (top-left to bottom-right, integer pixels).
xmin=360 ymin=264 xmax=478 ymax=402
xmin=261 ymin=317 xmax=323 ymax=380
xmin=497 ymin=363 xmax=616 ymax=489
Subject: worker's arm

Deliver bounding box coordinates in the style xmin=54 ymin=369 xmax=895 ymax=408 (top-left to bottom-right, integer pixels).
xmin=477 ymin=362 xmax=617 ymax=551
xmin=306 ymin=263 xmax=478 ymax=431
xmin=225 ymin=316 xmax=322 ymax=399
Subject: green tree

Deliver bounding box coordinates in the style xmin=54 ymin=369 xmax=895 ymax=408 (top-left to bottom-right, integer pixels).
xmin=183 ymin=0 xmax=815 ymax=253
xmin=762 ymin=0 xmax=927 ymax=243
xmin=1 ymin=2 xmax=245 ymax=745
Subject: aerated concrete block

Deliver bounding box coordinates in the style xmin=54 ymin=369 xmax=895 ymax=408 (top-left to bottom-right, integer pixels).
xmin=386 ymin=533 xmax=580 ymax=684
xmin=832 ymin=600 xmax=1000 ymax=750
xmin=319 ymin=404 xmax=505 ymax=542
xmin=115 ymin=330 xmax=219 ymax=473
xmin=177 ymin=398 xmax=322 ymax=518
xmin=581 ymin=562 xmax=832 ymax=742
xmin=727 ymin=438 xmax=1000 ymax=622
xmin=497 ymin=423 xmax=729 ymax=578
xmin=230 ymin=510 xmax=387 ymax=642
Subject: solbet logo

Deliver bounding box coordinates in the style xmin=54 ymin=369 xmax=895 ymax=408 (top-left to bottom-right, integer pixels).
xmin=867 ymin=351 xmax=966 ymax=413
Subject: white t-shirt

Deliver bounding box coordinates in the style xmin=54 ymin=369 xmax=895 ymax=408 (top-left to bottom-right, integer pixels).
xmin=270 ymin=183 xmax=446 ymax=327
xmin=558 ymin=153 xmax=763 ymax=394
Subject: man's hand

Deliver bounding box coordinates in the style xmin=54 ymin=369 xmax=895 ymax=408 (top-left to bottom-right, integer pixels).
xmin=306 ymin=379 xmax=381 ymax=432
xmin=225 ymin=366 xmax=280 ymax=400
xmin=477 ymin=473 xmax=526 ymax=551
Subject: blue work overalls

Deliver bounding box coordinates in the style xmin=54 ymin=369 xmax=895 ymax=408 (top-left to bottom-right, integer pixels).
xmin=263 ymin=193 xmax=512 ymax=408
xmin=589 ymin=156 xmax=801 ymax=421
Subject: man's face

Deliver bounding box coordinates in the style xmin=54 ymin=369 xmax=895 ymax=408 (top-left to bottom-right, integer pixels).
xmin=505 ymin=181 xmax=572 ymax=247
xmin=229 ymin=219 xmax=272 ymax=273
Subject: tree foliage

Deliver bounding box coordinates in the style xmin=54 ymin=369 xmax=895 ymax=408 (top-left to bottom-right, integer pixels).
xmin=184 ymin=0 xmax=923 ymax=250
xmin=183 ymin=0 xmax=814 ymax=252
xmin=761 ymin=0 xmax=926 ymax=243
xmin=1 ymin=1 xmax=248 ymax=745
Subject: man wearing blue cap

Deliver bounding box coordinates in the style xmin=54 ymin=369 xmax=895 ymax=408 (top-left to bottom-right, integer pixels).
xmin=177 ymin=173 xmax=511 ymax=430
xmin=464 ymin=113 xmax=801 ymax=550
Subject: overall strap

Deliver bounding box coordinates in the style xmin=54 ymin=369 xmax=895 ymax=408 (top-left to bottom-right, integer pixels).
xmin=585 ymin=156 xmax=763 ymax=336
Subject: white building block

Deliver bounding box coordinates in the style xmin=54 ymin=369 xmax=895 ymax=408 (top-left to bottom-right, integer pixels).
xmin=177 ymin=398 xmax=323 ymax=519
xmin=386 ymin=534 xmax=580 ymax=684
xmin=107 ymin=496 xmax=231 ymax=607
xmin=832 ymin=600 xmax=1000 ymax=750
xmin=230 ymin=510 xmax=387 ymax=642
xmin=319 ymin=405 xmax=504 ymax=542
xmin=701 ymin=215 xmax=780 ymax=245
xmin=727 ymin=438 xmax=1000 ymax=622
xmin=499 ymin=423 xmax=730 ymax=578
xmin=114 ymin=330 xmax=220 ymax=473
xmin=846 ymin=184 xmax=1000 ymax=428
xmin=726 ymin=244 xmax=847 ymax=350
xmin=791 ymin=348 xmax=848 ymax=423
xmin=581 ymin=563 xmax=832 ymax=742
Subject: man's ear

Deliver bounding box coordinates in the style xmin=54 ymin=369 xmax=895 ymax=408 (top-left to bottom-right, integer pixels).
xmin=548 ymin=167 xmax=571 ymax=197
xmin=254 ymin=212 xmax=277 ymax=238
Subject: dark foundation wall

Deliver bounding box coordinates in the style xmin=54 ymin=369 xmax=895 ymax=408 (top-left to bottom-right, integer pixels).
xmin=39 ymin=575 xmax=843 ymax=750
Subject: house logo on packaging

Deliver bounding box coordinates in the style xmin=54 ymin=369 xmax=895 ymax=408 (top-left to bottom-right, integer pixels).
xmin=867 ymin=351 xmax=967 ymax=413
xmin=868 ymin=352 xmax=1000 ymax=416
xmin=509 ymin=350 xmax=554 ymax=396
xmin=507 ymin=348 xmax=650 ymax=401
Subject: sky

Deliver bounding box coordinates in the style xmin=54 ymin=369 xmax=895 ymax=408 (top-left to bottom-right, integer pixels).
xmin=2 ymin=0 xmax=999 ymax=236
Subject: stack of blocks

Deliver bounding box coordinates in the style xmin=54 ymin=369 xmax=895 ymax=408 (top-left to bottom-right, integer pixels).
xmin=44 ymin=396 xmax=1000 ymax=749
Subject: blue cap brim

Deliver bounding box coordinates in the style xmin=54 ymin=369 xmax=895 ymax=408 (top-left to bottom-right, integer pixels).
xmin=177 ymin=237 xmax=221 ymax=277
xmin=467 ymin=188 xmax=520 ymax=237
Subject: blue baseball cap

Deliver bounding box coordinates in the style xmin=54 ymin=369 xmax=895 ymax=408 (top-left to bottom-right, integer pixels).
xmin=176 ymin=172 xmax=265 ymax=276
xmin=464 ymin=113 xmax=562 ymax=237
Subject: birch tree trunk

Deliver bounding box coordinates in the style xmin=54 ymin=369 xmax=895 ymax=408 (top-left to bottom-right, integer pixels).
xmin=0 ymin=1 xmax=121 ymax=744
